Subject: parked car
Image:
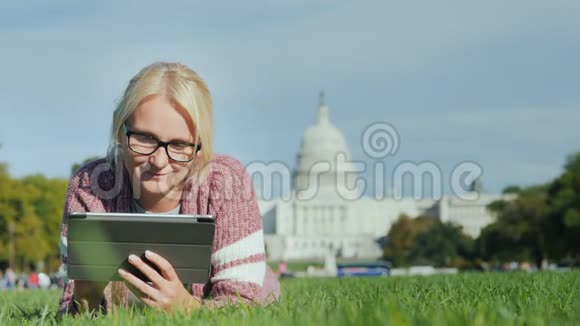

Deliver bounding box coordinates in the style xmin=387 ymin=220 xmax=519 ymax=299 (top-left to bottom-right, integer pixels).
xmin=337 ymin=261 xmax=391 ymax=277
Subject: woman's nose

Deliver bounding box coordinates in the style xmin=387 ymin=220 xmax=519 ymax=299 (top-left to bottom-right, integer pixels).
xmin=149 ymin=147 xmax=170 ymax=168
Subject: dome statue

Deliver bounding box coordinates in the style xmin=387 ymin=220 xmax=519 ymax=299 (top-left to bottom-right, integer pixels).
xmin=292 ymin=92 xmax=360 ymax=199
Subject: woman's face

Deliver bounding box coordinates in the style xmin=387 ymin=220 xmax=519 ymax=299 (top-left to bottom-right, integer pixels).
xmin=122 ymin=95 xmax=197 ymax=200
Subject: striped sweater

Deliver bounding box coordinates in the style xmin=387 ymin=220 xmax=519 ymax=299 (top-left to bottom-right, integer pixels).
xmin=58 ymin=153 xmax=281 ymax=314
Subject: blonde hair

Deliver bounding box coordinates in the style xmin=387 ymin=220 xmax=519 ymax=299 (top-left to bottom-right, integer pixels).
xmin=106 ymin=62 xmax=214 ymax=183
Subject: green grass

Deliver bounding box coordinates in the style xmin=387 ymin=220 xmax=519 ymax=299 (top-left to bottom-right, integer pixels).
xmin=0 ymin=272 xmax=579 ymax=325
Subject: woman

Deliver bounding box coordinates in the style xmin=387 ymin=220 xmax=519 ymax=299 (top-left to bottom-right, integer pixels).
xmin=58 ymin=62 xmax=281 ymax=315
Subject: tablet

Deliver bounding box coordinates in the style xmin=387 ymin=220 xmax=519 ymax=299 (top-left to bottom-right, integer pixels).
xmin=66 ymin=212 xmax=215 ymax=284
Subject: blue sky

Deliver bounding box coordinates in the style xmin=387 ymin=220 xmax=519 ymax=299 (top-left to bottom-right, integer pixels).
xmin=0 ymin=0 xmax=579 ymax=195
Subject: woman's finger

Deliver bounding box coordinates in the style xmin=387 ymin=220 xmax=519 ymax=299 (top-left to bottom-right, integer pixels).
xmin=118 ymin=268 xmax=160 ymax=300
xmin=126 ymin=282 xmax=160 ymax=307
xmin=128 ymin=254 xmax=167 ymax=286
xmin=144 ymin=250 xmax=179 ymax=282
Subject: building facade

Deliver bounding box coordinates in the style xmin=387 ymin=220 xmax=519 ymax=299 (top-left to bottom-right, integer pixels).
xmin=258 ymin=95 xmax=513 ymax=261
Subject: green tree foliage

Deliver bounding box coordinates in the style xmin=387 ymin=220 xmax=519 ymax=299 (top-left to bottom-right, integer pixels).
xmin=0 ymin=148 xmax=70 ymax=272
xmin=413 ymin=221 xmax=476 ymax=268
xmin=502 ymin=185 xmax=522 ymax=194
xmin=0 ymin=144 xmax=7 ymax=176
xmin=546 ymin=152 xmax=580 ymax=260
xmin=0 ymin=163 xmax=7 ymax=176
xmin=479 ymin=152 xmax=580 ymax=268
xmin=383 ymin=215 xmax=475 ymax=268
xmin=385 ymin=152 xmax=580 ymax=269
xmin=0 ymin=174 xmax=19 ymax=261
xmin=480 ymin=192 xmax=549 ymax=268
xmin=0 ymin=174 xmax=68 ymax=271
xmin=20 ymin=175 xmax=68 ymax=270
xmin=383 ymin=215 xmax=434 ymax=266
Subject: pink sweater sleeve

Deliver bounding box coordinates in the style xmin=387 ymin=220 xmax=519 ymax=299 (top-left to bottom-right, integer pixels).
xmin=190 ymin=157 xmax=281 ymax=307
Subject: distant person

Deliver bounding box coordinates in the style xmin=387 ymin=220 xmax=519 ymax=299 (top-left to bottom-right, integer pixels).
xmin=58 ymin=62 xmax=280 ymax=316
xmin=5 ymin=268 xmax=16 ymax=289
xmin=16 ymin=274 xmax=26 ymax=289
xmin=278 ymin=261 xmax=288 ymax=275
xmin=38 ymin=273 xmax=51 ymax=289
xmin=27 ymin=271 xmax=39 ymax=289
xmin=0 ymin=270 xmax=5 ymax=289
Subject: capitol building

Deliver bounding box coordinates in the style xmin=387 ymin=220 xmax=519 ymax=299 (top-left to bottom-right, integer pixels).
xmin=257 ymin=95 xmax=512 ymax=262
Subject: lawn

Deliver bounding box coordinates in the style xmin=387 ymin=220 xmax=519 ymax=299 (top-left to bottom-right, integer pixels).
xmin=0 ymin=271 xmax=578 ymax=325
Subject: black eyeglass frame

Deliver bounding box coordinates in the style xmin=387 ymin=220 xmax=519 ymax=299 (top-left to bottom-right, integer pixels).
xmin=123 ymin=125 xmax=202 ymax=163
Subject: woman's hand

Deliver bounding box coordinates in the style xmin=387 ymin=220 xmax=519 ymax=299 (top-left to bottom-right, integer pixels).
xmin=118 ymin=250 xmax=202 ymax=313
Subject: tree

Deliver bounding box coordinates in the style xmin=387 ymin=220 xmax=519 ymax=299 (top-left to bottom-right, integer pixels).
xmin=502 ymin=185 xmax=522 ymax=194
xmin=480 ymin=191 xmax=549 ymax=269
xmin=546 ymin=152 xmax=580 ymax=261
xmin=0 ymin=144 xmax=7 ymax=176
xmin=0 ymin=173 xmax=19 ymax=265
xmin=383 ymin=214 xmax=476 ymax=268
xmin=21 ymin=175 xmax=68 ymax=271
xmin=383 ymin=215 xmax=434 ymax=267
xmin=412 ymin=221 xmax=476 ymax=268
xmin=0 ymin=177 xmax=50 ymax=269
xmin=0 ymin=144 xmax=68 ymax=271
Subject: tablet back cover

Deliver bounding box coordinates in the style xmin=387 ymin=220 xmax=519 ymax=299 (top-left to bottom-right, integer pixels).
xmin=66 ymin=213 xmax=215 ymax=284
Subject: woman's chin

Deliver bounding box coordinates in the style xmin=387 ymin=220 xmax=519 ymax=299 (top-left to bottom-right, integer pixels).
xmin=142 ymin=179 xmax=184 ymax=196
xmin=140 ymin=180 xmax=168 ymax=193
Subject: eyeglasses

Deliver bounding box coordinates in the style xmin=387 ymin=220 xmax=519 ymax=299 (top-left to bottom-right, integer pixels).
xmin=124 ymin=125 xmax=202 ymax=162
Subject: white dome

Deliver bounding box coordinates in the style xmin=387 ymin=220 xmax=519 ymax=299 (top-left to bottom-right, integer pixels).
xmin=300 ymin=104 xmax=351 ymax=164
xmin=292 ymin=93 xmax=359 ymax=198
